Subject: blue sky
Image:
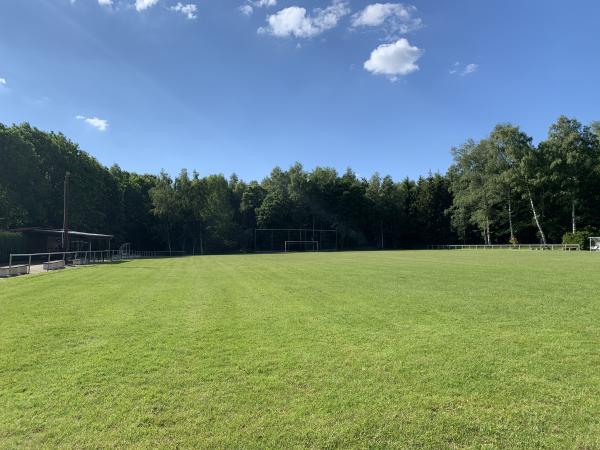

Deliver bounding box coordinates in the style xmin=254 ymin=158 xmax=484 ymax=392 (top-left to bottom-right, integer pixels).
xmin=1 ymin=0 xmax=599 ymax=181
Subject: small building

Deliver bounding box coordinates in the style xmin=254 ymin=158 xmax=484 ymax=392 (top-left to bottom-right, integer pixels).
xmin=11 ymin=227 xmax=113 ymax=253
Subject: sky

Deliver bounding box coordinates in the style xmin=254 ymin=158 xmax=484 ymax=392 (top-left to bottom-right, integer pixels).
xmin=1 ymin=0 xmax=599 ymax=181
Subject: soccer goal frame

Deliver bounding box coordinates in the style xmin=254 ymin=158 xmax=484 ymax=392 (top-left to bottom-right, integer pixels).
xmin=284 ymin=240 xmax=319 ymax=253
xmin=254 ymin=228 xmax=337 ymax=253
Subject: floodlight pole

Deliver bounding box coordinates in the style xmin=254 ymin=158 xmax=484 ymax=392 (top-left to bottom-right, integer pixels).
xmin=62 ymin=172 xmax=70 ymax=252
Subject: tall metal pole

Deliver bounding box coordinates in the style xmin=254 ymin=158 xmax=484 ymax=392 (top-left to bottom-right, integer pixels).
xmin=62 ymin=172 xmax=70 ymax=252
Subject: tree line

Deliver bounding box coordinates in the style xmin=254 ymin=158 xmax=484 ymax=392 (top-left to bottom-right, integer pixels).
xmin=449 ymin=118 xmax=600 ymax=246
xmin=1 ymin=117 xmax=599 ymax=254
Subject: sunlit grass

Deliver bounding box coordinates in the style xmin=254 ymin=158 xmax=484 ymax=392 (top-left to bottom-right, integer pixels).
xmin=1 ymin=251 xmax=600 ymax=448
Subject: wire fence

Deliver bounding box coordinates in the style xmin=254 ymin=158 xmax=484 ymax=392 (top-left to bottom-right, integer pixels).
xmin=428 ymin=244 xmax=581 ymax=251
xmin=1 ymin=249 xmax=185 ymax=278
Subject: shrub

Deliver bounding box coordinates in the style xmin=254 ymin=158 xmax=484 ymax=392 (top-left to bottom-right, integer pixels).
xmin=562 ymin=230 xmax=593 ymax=250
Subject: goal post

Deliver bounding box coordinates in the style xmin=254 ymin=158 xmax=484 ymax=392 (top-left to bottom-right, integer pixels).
xmin=254 ymin=228 xmax=337 ymax=253
xmin=284 ymin=240 xmax=319 ymax=252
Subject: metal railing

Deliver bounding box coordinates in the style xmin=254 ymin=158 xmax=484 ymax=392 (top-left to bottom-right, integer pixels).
xmin=7 ymin=250 xmax=122 ymax=272
xmin=127 ymin=250 xmax=185 ymax=258
xmin=428 ymin=244 xmax=581 ymax=251
xmin=4 ymin=249 xmax=186 ymax=275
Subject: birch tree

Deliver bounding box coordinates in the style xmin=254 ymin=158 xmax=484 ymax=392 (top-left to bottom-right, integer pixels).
xmin=449 ymin=140 xmax=499 ymax=245
xmin=489 ymin=125 xmax=548 ymax=244
xmin=538 ymin=116 xmax=599 ymax=234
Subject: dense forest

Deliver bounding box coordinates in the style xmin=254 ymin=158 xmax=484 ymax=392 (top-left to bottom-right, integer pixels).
xmin=1 ymin=117 xmax=599 ymax=254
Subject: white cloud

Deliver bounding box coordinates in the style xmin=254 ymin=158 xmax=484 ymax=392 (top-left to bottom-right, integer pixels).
xmin=253 ymin=0 xmax=276 ymax=6
xmin=0 ymin=78 xmax=6 ymax=86
xmin=259 ymin=0 xmax=350 ymax=38
xmin=76 ymin=115 xmax=109 ymax=131
xmin=449 ymin=61 xmax=460 ymax=75
xmin=352 ymin=3 xmax=421 ymax=36
xmin=364 ymin=38 xmax=423 ymax=80
xmin=70 ymin=0 xmax=113 ymax=5
xmin=239 ymin=0 xmax=275 ymax=16
xmin=135 ymin=0 xmax=159 ymax=11
xmin=170 ymin=2 xmax=197 ymax=19
xmin=463 ymin=63 xmax=478 ymax=75
xmin=239 ymin=4 xmax=254 ymax=15
xmin=450 ymin=62 xmax=479 ymax=76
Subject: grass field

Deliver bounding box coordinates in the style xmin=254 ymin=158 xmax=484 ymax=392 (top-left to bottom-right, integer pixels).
xmin=1 ymin=251 xmax=600 ymax=448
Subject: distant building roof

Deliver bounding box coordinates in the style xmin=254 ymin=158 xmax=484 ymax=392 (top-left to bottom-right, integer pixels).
xmin=11 ymin=227 xmax=113 ymax=239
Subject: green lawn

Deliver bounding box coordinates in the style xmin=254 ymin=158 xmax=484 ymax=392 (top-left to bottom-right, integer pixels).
xmin=1 ymin=251 xmax=600 ymax=449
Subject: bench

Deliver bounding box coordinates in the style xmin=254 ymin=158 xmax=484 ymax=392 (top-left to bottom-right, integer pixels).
xmin=0 ymin=265 xmax=29 ymax=278
xmin=69 ymin=258 xmax=88 ymax=266
xmin=43 ymin=260 xmax=65 ymax=271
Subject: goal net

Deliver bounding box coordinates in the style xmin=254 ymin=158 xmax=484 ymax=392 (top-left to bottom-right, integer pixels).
xmin=285 ymin=240 xmax=319 ymax=252
xmin=590 ymin=237 xmax=600 ymax=251
xmin=254 ymin=228 xmax=337 ymax=253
